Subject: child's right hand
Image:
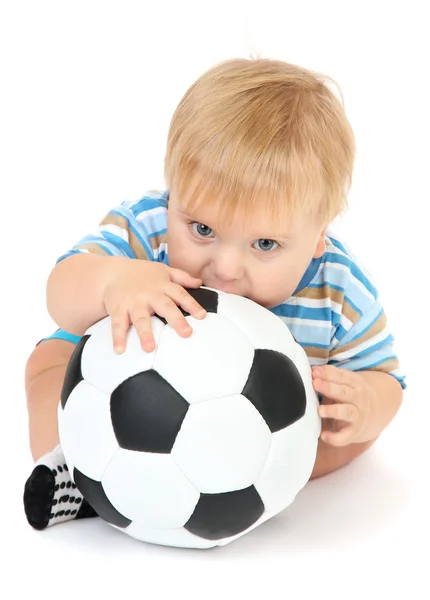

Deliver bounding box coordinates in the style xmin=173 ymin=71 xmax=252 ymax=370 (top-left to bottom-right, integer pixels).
xmin=102 ymin=259 xmax=206 ymax=353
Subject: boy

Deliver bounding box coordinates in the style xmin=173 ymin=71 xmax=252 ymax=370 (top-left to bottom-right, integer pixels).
xmin=23 ymin=58 xmax=405 ymax=530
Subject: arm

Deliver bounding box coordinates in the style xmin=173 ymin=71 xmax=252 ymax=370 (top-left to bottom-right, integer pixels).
xmin=310 ymin=370 xmax=403 ymax=479
xmin=304 ymin=237 xmax=405 ymax=479
xmin=354 ymin=370 xmax=403 ymax=440
xmin=46 ymin=253 xmax=127 ymax=335
xmin=45 ymin=197 xmax=163 ymax=335
xmin=310 ymin=437 xmax=377 ymax=479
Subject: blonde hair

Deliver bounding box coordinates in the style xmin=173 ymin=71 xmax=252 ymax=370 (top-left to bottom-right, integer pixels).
xmin=164 ymin=58 xmax=356 ymax=227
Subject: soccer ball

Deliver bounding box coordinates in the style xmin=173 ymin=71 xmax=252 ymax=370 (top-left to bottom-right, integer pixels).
xmin=58 ymin=287 xmax=321 ymax=549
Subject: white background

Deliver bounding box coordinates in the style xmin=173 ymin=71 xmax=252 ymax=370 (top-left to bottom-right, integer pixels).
xmin=1 ymin=1 xmax=428 ymax=598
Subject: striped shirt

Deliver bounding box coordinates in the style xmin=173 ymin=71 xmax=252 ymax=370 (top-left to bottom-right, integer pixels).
xmin=57 ymin=190 xmax=406 ymax=389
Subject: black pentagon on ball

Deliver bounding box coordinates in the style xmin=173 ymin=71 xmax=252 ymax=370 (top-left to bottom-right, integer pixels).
xmin=186 ymin=287 xmax=219 ymax=313
xmin=155 ymin=287 xmax=219 ymax=325
xmin=242 ymin=349 xmax=307 ymax=432
xmin=185 ymin=486 xmax=265 ymax=540
xmin=73 ymin=468 xmax=131 ymax=528
xmin=111 ymin=369 xmax=190 ymax=453
xmin=61 ymin=335 xmax=91 ymax=409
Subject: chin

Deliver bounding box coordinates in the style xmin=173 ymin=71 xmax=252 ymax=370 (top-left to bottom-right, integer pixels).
xmin=258 ymin=298 xmax=280 ymax=309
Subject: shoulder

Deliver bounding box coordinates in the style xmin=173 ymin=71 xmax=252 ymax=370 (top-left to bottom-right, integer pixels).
xmin=317 ymin=229 xmax=379 ymax=310
xmin=101 ymin=190 xmax=169 ymax=262
xmin=120 ymin=189 xmax=169 ymax=220
xmin=117 ymin=190 xmax=169 ymax=243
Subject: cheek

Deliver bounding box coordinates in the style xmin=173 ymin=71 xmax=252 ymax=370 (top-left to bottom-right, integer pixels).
xmin=248 ymin=261 xmax=300 ymax=306
xmin=254 ymin=282 xmax=295 ymax=307
xmin=169 ymin=238 xmax=203 ymax=274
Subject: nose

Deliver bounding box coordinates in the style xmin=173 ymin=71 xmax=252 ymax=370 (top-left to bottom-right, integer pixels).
xmin=211 ymin=246 xmax=244 ymax=282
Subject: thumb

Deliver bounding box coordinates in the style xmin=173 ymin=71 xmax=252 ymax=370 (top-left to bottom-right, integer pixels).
xmin=168 ymin=267 xmax=202 ymax=288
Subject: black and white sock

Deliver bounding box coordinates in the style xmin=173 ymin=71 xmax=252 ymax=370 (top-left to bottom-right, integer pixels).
xmin=24 ymin=444 xmax=97 ymax=530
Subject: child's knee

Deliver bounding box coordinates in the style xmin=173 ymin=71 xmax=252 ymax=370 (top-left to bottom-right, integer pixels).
xmin=25 ymin=339 xmax=76 ymax=391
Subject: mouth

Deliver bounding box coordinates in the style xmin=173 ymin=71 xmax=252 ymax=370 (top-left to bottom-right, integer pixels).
xmin=210 ymin=287 xmax=248 ymax=299
xmin=201 ymin=281 xmax=249 ymax=299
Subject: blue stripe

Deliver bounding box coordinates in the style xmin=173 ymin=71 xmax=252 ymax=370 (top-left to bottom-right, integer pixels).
xmin=343 ymin=295 xmax=363 ymax=318
xmin=328 ymin=236 xmax=350 ymax=255
xmin=308 ymin=282 xmax=344 ymax=293
xmin=72 ymin=234 xmax=130 ymax=258
xmin=342 ymin=335 xmax=394 ymax=360
xmin=298 ymin=341 xmax=330 ymax=350
xmin=331 ymin=311 xmax=341 ymax=328
xmin=131 ymin=196 xmax=168 ymax=215
xmin=56 ymin=249 xmax=84 ymax=264
xmin=271 ymin=304 xmax=332 ymax=321
xmin=334 ymin=301 xmax=384 ymax=347
xmin=109 ymin=209 xmax=154 ymax=260
xmin=56 ymin=245 xmax=116 ymax=264
xmin=355 ymin=355 xmax=398 ymax=371
xmin=102 ymin=231 xmax=136 ymax=258
xmin=339 ymin=308 xmax=384 ymax=346
xmin=349 ymin=356 xmax=406 ymax=389
xmin=323 ymin=252 xmax=377 ymax=298
xmin=159 ymin=250 xmax=168 ymax=265
xmin=284 ymin=320 xmax=332 ymax=346
xmin=331 ymin=349 xmax=397 ymax=374
xmin=148 ymin=228 xmax=168 ymax=239
xmin=293 ymin=256 xmax=323 ymax=294
xmin=307 ymin=272 xmax=368 ymax=319
xmin=332 ymin=324 xmax=348 ymax=342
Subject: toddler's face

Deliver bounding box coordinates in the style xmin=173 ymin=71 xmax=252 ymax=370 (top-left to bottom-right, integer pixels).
xmin=167 ymin=190 xmax=326 ymax=308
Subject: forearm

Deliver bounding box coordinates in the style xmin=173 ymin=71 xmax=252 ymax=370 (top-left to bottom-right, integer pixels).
xmin=355 ymin=370 xmax=403 ymax=441
xmin=310 ymin=437 xmax=377 ymax=479
xmin=310 ymin=371 xmax=403 ymax=479
xmin=46 ymin=253 xmax=124 ymax=335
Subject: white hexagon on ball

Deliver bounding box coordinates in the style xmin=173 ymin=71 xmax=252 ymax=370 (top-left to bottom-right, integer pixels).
xmin=216 ymin=292 xmax=298 ymax=359
xmin=101 ymin=449 xmax=200 ymax=529
xmin=58 ymin=380 xmax=119 ymax=481
xmin=81 ymin=316 xmax=165 ymax=395
xmin=172 ymin=394 xmax=272 ymax=493
xmin=153 ymin=313 xmax=255 ymax=404
xmin=122 ymin=521 xmax=216 ymax=549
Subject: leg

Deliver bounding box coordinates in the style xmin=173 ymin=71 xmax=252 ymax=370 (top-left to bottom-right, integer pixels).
xmin=23 ymin=338 xmax=97 ymax=529
xmin=25 ymin=338 xmax=73 ymax=461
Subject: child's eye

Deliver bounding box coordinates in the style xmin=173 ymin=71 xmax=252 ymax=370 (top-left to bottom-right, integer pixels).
xmin=191 ymin=222 xmax=214 ymax=237
xmin=253 ymin=239 xmax=279 ymax=252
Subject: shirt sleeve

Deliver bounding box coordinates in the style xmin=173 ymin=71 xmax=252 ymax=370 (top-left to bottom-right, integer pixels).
xmin=328 ymin=256 xmax=406 ymax=390
xmin=56 ymin=193 xmax=168 ymax=265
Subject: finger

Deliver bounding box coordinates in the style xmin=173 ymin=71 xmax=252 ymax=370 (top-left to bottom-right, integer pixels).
xmin=312 ymin=365 xmax=358 ymax=388
xmin=130 ymin=310 xmax=157 ymax=353
xmin=313 ymin=379 xmax=354 ymax=404
xmin=152 ymin=295 xmax=193 ymax=338
xmin=321 ymin=425 xmax=353 ymax=447
xmin=110 ymin=310 xmax=131 ymax=354
xmin=168 ymin=283 xmax=206 ymax=319
xmin=318 ymin=403 xmax=358 ymax=423
xmin=168 ymin=267 xmax=203 ymax=289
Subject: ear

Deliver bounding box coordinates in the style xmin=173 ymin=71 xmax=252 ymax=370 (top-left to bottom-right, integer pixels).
xmin=313 ymin=229 xmax=327 ymax=259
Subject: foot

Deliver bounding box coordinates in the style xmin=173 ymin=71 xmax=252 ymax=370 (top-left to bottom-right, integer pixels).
xmin=23 ymin=445 xmax=97 ymax=530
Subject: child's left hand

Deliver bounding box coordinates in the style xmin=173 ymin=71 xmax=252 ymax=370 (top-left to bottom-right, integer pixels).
xmin=311 ymin=365 xmax=374 ymax=446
